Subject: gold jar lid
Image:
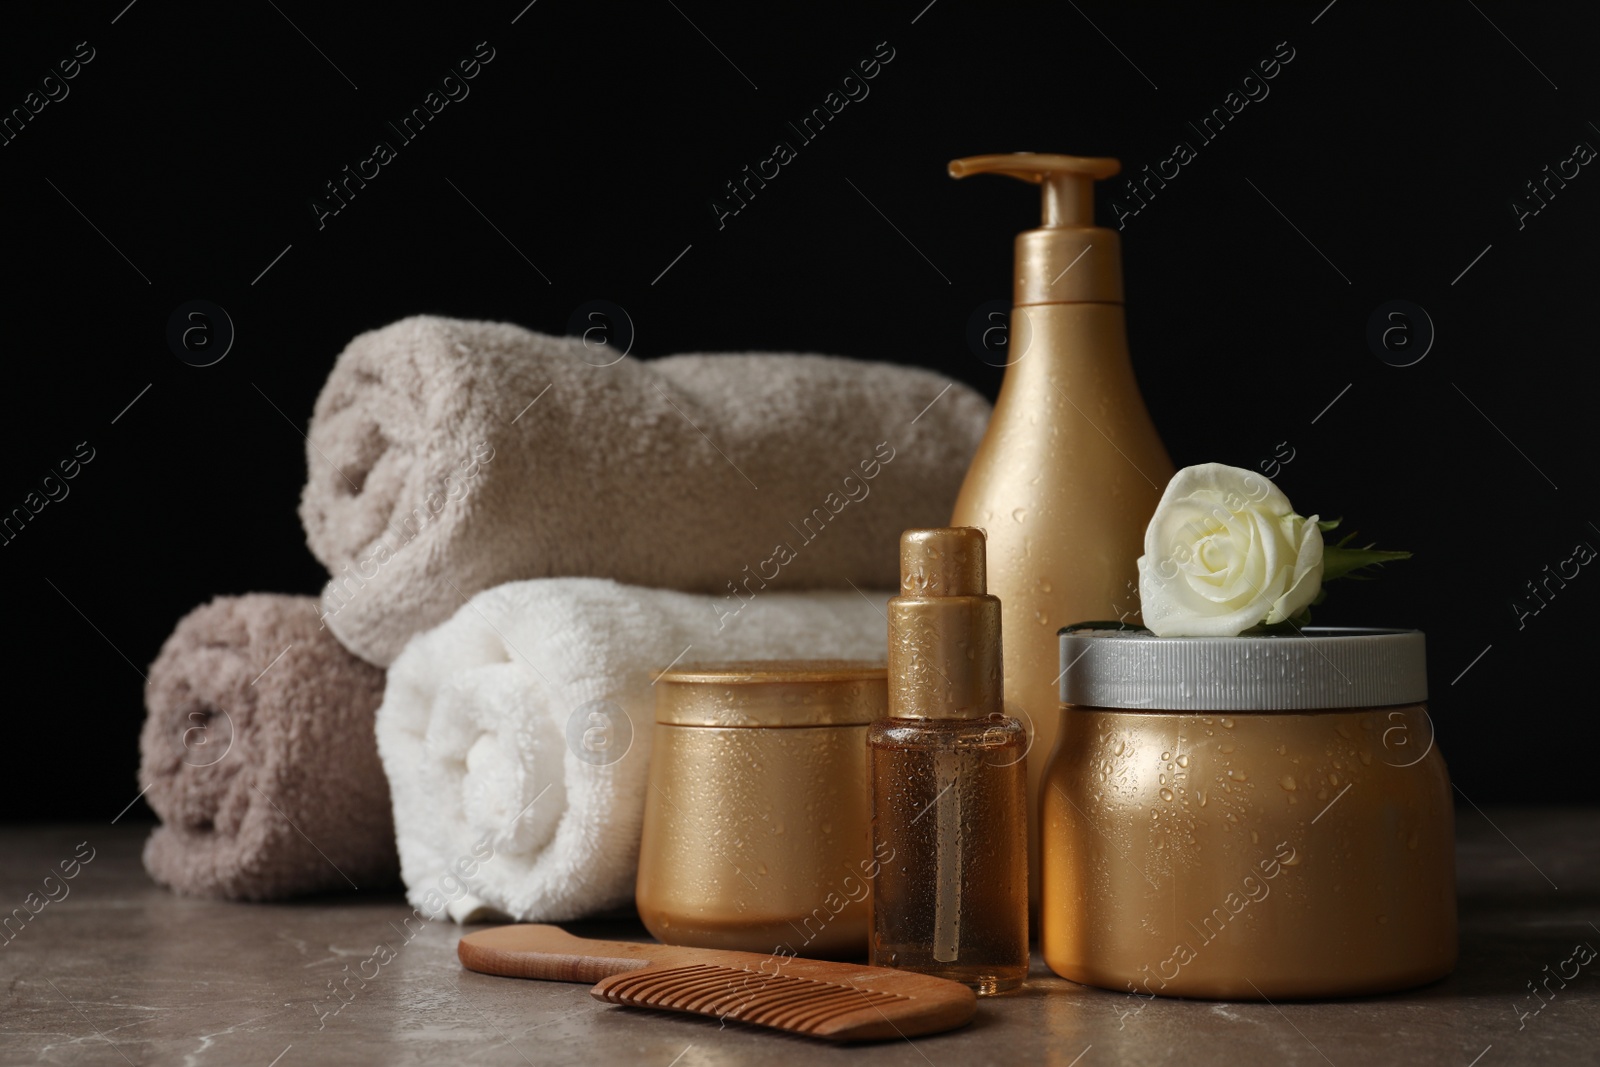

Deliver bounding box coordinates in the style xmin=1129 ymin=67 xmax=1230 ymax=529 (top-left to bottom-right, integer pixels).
xmin=652 ymin=660 xmax=887 ymax=728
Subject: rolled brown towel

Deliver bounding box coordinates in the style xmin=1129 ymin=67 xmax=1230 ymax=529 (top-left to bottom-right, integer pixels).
xmin=139 ymin=594 xmax=397 ymax=899
xmin=299 ymin=316 xmax=991 ymax=665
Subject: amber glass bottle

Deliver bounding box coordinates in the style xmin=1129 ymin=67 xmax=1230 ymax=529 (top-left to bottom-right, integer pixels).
xmin=868 ymin=528 xmax=1029 ymax=995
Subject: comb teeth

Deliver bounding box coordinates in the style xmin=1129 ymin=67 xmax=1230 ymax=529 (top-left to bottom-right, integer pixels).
xmin=597 ymin=963 xmax=911 ymax=1033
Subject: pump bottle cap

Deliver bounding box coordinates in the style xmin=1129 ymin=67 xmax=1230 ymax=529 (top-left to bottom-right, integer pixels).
xmin=950 ymin=152 xmax=1124 ymax=307
xmin=887 ymin=528 xmax=1004 ymax=721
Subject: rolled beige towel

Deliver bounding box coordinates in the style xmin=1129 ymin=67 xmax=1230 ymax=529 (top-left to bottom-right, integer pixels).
xmin=139 ymin=594 xmax=397 ymax=900
xmin=299 ymin=316 xmax=990 ymax=665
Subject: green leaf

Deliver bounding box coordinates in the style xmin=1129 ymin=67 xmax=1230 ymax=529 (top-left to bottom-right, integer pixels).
xmin=1322 ymin=545 xmax=1412 ymax=583
xmin=1062 ymin=620 xmax=1150 ymax=633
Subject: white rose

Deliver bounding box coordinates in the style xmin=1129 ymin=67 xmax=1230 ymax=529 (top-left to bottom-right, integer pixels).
xmin=1137 ymin=463 xmax=1324 ymax=637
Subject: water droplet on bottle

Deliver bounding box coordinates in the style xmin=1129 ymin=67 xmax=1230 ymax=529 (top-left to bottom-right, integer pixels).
xmin=1176 ymin=754 xmax=1190 ymax=768
xmin=1228 ymin=768 xmax=1248 ymax=782
xmin=1280 ymin=775 xmax=1297 ymax=791
xmin=1012 ymin=508 xmax=1028 ymax=523
xmin=1159 ymin=788 xmax=1174 ymax=802
xmin=1113 ymin=739 xmax=1125 ymax=756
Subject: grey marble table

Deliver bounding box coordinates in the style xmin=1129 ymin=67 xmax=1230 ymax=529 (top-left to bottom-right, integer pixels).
xmin=2 ymin=807 xmax=1596 ymax=1066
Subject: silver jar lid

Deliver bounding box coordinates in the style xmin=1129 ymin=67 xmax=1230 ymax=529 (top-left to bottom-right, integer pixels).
xmin=1058 ymin=626 xmax=1427 ymax=711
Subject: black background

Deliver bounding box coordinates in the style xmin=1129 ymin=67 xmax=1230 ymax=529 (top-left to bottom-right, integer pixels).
xmin=2 ymin=0 xmax=1593 ymax=823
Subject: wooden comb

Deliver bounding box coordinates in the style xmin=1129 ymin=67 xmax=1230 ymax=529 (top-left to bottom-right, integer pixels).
xmin=458 ymin=924 xmax=976 ymax=1042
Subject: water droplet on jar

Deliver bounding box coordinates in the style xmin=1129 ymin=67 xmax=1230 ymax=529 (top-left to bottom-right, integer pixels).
xmin=1197 ymin=790 xmax=1208 ymax=807
xmin=1012 ymin=508 xmax=1028 ymax=523
xmin=1220 ymin=743 xmax=1235 ymax=754
xmin=1159 ymin=788 xmax=1174 ymax=802
xmin=1228 ymin=769 xmax=1248 ymax=782
xmin=1250 ymin=830 xmax=1260 ymax=844
xmin=1176 ymin=754 xmax=1190 ymax=768
xmin=1161 ymin=752 xmax=1171 ymax=762
xmin=1280 ymin=775 xmax=1297 ymax=791
xmin=1036 ymin=578 xmax=1052 ymax=593
xmin=1113 ymin=739 xmax=1125 ymax=756
xmin=1220 ymin=718 xmax=1235 ymax=729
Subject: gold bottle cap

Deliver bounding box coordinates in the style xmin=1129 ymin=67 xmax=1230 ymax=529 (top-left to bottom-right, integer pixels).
xmin=899 ymin=527 xmax=987 ymax=597
xmin=888 ymin=528 xmax=1004 ymax=721
xmin=652 ymin=660 xmax=887 ymax=728
xmin=949 ymin=152 xmax=1124 ymax=307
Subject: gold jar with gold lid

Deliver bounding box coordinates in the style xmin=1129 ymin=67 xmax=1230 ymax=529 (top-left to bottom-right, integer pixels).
xmin=637 ymin=661 xmax=886 ymax=958
xmin=1042 ymin=626 xmax=1456 ymax=999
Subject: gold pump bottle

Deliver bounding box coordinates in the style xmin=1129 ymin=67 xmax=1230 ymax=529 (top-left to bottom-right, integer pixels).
xmin=868 ymin=528 xmax=1029 ymax=995
xmin=947 ymin=154 xmax=1175 ymax=903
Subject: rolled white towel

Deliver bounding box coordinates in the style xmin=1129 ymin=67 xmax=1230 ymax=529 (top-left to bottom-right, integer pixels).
xmin=377 ymin=577 xmax=889 ymax=923
xmin=299 ymin=315 xmax=989 ymax=666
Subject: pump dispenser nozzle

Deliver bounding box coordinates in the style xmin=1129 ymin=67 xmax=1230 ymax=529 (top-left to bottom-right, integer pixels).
xmin=949 ymin=152 xmax=1124 ymax=306
xmin=887 ymin=528 xmax=1003 ymax=722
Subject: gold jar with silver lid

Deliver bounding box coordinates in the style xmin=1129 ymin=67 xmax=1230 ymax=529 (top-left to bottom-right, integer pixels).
xmin=1042 ymin=626 xmax=1456 ymax=999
